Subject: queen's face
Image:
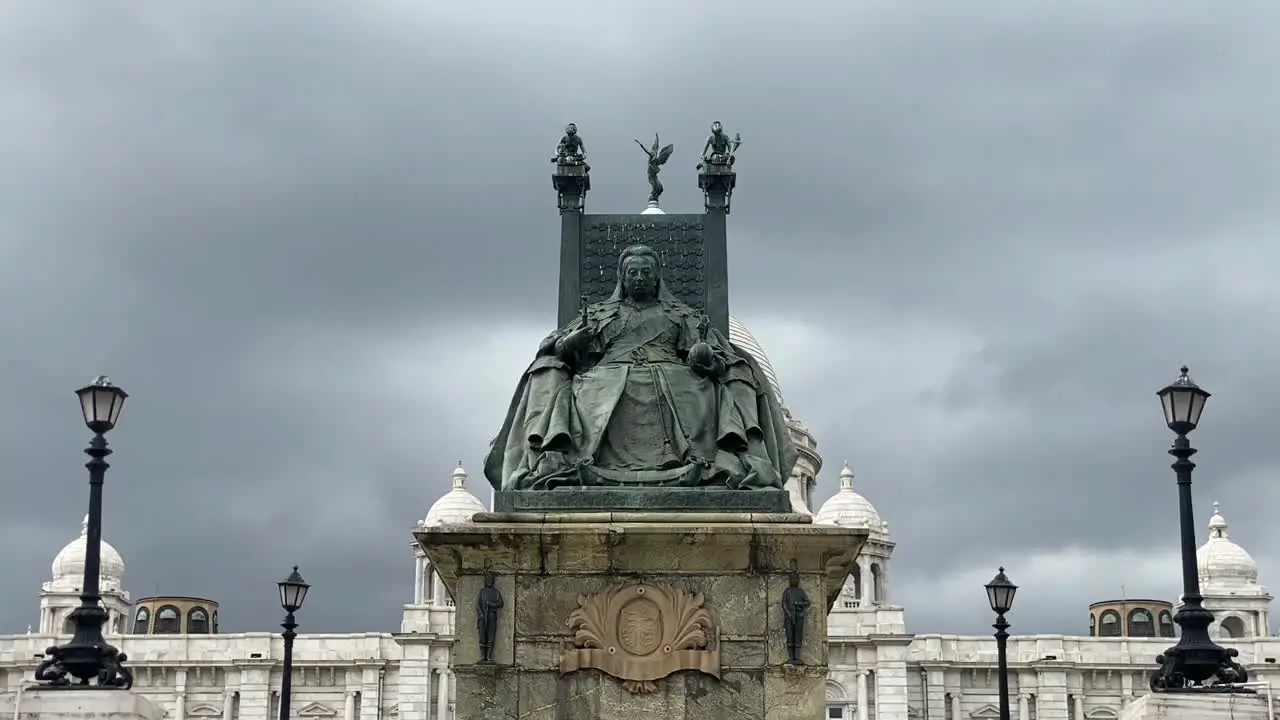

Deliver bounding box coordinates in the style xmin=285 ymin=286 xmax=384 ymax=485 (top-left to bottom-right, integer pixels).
xmin=622 ymin=257 xmax=658 ymax=301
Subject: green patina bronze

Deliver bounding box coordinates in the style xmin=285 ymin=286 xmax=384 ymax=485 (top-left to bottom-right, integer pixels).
xmin=484 ymin=244 xmax=796 ymax=495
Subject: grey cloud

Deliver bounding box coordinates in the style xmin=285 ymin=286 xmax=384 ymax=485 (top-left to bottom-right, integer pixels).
xmin=3 ymin=1 xmax=1279 ymax=635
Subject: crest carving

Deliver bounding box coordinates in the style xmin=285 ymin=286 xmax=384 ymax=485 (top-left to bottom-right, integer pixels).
xmin=559 ymin=583 xmax=720 ymax=694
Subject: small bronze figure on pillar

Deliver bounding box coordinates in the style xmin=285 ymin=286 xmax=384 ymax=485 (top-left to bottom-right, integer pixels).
xmin=552 ymin=123 xmax=588 ymax=168
xmin=697 ymin=121 xmax=741 ymax=213
xmin=697 ymin=121 xmax=742 ymax=170
xmin=552 ymin=123 xmax=591 ymax=212
xmin=635 ymin=133 xmax=674 ymax=203
xmin=476 ymin=570 xmax=504 ymax=663
xmin=782 ymin=566 xmax=810 ymax=665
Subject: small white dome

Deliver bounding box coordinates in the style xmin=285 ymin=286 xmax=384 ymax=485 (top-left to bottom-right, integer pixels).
xmin=50 ymin=515 xmax=125 ymax=592
xmin=815 ymin=462 xmax=887 ymax=535
xmin=422 ymin=462 xmax=486 ymax=526
xmin=1198 ymin=503 xmax=1259 ymax=587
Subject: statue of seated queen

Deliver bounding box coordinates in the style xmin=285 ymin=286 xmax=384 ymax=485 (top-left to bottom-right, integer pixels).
xmin=484 ymin=244 xmax=796 ymax=492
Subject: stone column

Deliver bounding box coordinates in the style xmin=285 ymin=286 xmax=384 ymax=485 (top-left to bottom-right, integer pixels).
xmin=1071 ymin=694 xmax=1083 ymax=720
xmin=175 ymin=669 xmax=187 ymax=720
xmin=1018 ymin=694 xmax=1029 ymax=720
xmin=435 ymin=668 xmax=449 ymax=720
xmin=950 ymin=694 xmax=961 ymax=720
xmin=344 ymin=691 xmax=357 ymax=720
xmin=414 ymin=556 xmax=424 ymax=604
xmin=856 ymin=670 xmax=869 ymax=720
xmin=222 ymin=692 xmax=235 ymax=720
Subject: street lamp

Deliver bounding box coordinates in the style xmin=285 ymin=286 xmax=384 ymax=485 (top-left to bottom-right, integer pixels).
xmin=986 ymin=567 xmax=1017 ymax=720
xmin=278 ymin=566 xmax=309 ymax=720
xmin=1149 ymin=367 xmax=1251 ymax=692
xmin=34 ymin=376 xmax=133 ymax=688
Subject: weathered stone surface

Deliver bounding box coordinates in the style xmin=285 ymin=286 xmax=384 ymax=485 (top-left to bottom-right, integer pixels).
xmin=416 ymin=513 xmax=866 ymax=718
xmin=2 ymin=688 xmax=166 ymax=720
xmin=494 ymin=488 xmax=792 ymax=514
xmin=1119 ymin=691 xmax=1270 ymax=720
xmin=453 ymin=665 xmax=519 ymax=720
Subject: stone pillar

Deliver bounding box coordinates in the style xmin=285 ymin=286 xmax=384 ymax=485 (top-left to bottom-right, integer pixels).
xmin=924 ymin=669 xmax=947 ymax=720
xmin=1071 ymin=695 xmax=1083 ymax=720
xmin=414 ymin=556 xmax=424 ymax=604
xmin=436 ymin=668 xmax=449 ymax=720
xmin=1018 ymin=694 xmax=1030 ymax=720
xmin=344 ymin=691 xmax=357 ymax=720
xmin=857 ymin=671 xmax=869 ymax=720
xmin=175 ymin=669 xmax=188 ymax=720
xmin=222 ymin=692 xmax=236 ymax=720
xmin=950 ymin=694 xmax=961 ymax=720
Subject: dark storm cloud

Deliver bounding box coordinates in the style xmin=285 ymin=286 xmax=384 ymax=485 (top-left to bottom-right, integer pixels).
xmin=2 ymin=1 xmax=1278 ymax=636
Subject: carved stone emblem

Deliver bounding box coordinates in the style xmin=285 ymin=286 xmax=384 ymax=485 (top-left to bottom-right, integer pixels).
xmin=559 ymin=583 xmax=720 ymax=694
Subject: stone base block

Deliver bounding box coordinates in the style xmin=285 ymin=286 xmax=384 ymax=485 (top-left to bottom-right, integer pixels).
xmin=1119 ymin=691 xmax=1268 ymax=720
xmin=493 ymin=488 xmax=793 ymax=514
xmin=416 ymin=512 xmax=866 ymax=719
xmin=1 ymin=688 xmax=166 ymax=720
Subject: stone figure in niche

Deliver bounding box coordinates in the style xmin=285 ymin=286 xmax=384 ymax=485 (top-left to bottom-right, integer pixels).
xmin=782 ymin=569 xmax=811 ymax=664
xmin=697 ymin=121 xmax=742 ymax=170
xmin=635 ymin=133 xmax=674 ymax=203
xmin=484 ymin=244 xmax=796 ymax=491
xmin=552 ymin=123 xmax=588 ymax=167
xmin=476 ymin=571 xmax=503 ymax=663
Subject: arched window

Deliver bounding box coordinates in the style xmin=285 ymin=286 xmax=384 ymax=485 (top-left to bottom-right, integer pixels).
xmin=1158 ymin=611 xmax=1175 ymax=637
xmin=852 ymin=566 xmax=862 ymax=604
xmin=1128 ymin=609 xmax=1155 ymax=637
xmin=134 ymin=608 xmax=150 ymax=634
xmin=1098 ymin=610 xmax=1121 ymax=637
xmin=212 ymin=611 xmax=219 ymax=634
xmin=870 ymin=563 xmax=882 ymax=605
xmin=155 ymin=606 xmax=181 ymax=634
xmin=188 ymin=607 xmax=210 ymax=634
xmin=1221 ymin=616 xmax=1247 ymax=638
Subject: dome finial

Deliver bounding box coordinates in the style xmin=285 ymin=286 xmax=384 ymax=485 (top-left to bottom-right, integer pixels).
xmin=452 ymin=461 xmax=468 ymax=489
xmin=1208 ymin=502 xmax=1228 ymax=538
xmin=839 ymin=461 xmax=854 ymax=490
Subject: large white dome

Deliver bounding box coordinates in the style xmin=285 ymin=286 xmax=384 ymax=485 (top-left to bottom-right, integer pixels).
xmin=422 ymin=462 xmax=486 ymax=526
xmin=728 ymin=316 xmax=783 ymax=404
xmin=50 ymin=515 xmax=125 ymax=593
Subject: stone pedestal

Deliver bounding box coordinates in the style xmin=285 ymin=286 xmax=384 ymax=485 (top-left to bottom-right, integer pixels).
xmin=416 ymin=511 xmax=866 ymax=720
xmin=1 ymin=687 xmax=166 ymax=720
xmin=1119 ymin=692 xmax=1269 ymax=720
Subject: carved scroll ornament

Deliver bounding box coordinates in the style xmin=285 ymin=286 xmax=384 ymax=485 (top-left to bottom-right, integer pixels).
xmin=559 ymin=583 xmax=720 ymax=694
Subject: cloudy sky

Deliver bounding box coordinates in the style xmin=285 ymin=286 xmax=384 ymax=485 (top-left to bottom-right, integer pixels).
xmin=3 ymin=1 xmax=1278 ymax=638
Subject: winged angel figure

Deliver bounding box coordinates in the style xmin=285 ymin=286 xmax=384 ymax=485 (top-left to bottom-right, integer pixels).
xmin=635 ymin=134 xmax=675 ymax=203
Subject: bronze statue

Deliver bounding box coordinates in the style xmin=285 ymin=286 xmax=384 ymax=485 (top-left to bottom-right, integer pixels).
xmin=782 ymin=569 xmax=810 ymax=665
xmin=476 ymin=570 xmax=504 ymax=663
xmin=635 ymin=134 xmax=674 ymax=203
xmin=697 ymin=121 xmax=742 ymax=170
xmin=484 ymin=244 xmax=796 ymax=492
xmin=552 ymin=123 xmax=587 ymax=167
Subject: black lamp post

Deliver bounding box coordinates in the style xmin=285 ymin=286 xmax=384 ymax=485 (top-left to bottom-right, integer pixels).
xmin=1149 ymin=366 xmax=1250 ymax=692
xmin=277 ymin=566 xmax=310 ymax=720
xmin=34 ymin=376 xmax=133 ymax=689
xmin=986 ymin=567 xmax=1017 ymax=720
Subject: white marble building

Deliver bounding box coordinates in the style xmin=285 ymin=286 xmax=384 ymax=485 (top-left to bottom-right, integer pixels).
xmin=1 ymin=320 xmax=1276 ymax=720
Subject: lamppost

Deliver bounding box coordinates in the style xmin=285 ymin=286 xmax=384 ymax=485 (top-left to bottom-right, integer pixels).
xmin=34 ymin=376 xmax=133 ymax=688
xmin=986 ymin=567 xmax=1017 ymax=720
xmin=1149 ymin=366 xmax=1250 ymax=692
xmin=277 ymin=566 xmax=310 ymax=720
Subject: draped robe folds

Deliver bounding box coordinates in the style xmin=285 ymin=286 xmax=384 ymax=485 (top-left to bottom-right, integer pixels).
xmin=484 ymin=287 xmax=797 ymax=492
